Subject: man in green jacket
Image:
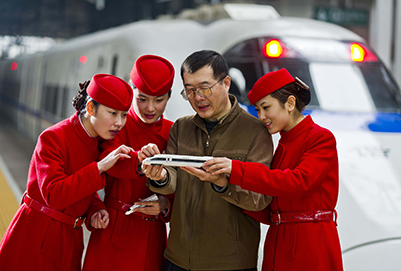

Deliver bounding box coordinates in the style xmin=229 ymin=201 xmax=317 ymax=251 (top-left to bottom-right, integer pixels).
xmin=143 ymin=50 xmax=273 ymax=271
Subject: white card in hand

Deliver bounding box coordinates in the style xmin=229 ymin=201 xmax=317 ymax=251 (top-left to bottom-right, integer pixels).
xmin=125 ymin=194 xmax=159 ymax=215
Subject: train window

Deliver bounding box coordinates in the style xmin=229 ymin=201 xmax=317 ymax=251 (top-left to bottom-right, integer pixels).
xmin=227 ymin=62 xmax=263 ymax=105
xmin=3 ymin=76 xmax=20 ymax=100
xmin=61 ymin=86 xmax=70 ymax=118
xmin=224 ymin=39 xmax=259 ymax=58
xmin=42 ymin=85 xmax=58 ymax=116
xmin=225 ymin=38 xmax=265 ymax=105
xmin=264 ymin=58 xmax=319 ymax=109
xmin=111 ymin=55 xmax=118 ymax=75
xmin=98 ymin=57 xmax=105 ymax=69
xmin=358 ymin=63 xmax=401 ymax=112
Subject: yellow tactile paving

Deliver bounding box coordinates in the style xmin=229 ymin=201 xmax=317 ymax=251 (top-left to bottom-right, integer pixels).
xmin=0 ymin=167 xmax=19 ymax=239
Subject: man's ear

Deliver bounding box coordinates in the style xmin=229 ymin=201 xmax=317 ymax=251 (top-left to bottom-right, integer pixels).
xmin=223 ymin=76 xmax=231 ymax=92
xmin=86 ymin=101 xmax=95 ymax=116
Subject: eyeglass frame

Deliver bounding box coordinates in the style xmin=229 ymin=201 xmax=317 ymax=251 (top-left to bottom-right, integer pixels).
xmin=180 ymin=76 xmax=227 ymax=101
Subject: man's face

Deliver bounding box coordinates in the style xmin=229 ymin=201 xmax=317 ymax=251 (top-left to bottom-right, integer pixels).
xmin=182 ymin=66 xmax=231 ymax=121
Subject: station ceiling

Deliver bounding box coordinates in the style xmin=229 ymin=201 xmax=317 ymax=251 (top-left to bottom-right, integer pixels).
xmin=0 ymin=0 xmax=199 ymax=38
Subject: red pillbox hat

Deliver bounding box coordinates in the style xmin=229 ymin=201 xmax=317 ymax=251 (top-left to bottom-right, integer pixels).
xmin=130 ymin=54 xmax=174 ymax=96
xmin=87 ymin=74 xmax=133 ymax=111
xmin=248 ymin=68 xmax=295 ymax=105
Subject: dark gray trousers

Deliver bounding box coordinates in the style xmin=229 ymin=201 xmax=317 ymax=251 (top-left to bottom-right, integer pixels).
xmin=163 ymin=260 xmax=258 ymax=271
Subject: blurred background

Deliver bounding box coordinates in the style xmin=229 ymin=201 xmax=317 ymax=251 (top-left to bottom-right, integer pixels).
xmin=1 ymin=1 xmax=401 ymax=270
xmin=1 ymin=0 xmax=401 ymax=87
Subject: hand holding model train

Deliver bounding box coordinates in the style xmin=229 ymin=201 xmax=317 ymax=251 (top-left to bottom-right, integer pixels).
xmin=139 ymin=143 xmax=229 ymax=187
xmin=139 ymin=143 xmax=168 ymax=182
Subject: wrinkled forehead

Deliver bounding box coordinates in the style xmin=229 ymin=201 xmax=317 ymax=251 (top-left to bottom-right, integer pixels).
xmin=183 ymin=66 xmax=215 ymax=86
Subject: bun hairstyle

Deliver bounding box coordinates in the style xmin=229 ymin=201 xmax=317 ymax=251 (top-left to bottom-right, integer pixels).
xmin=271 ymin=76 xmax=311 ymax=112
xmin=72 ymin=80 xmax=99 ymax=116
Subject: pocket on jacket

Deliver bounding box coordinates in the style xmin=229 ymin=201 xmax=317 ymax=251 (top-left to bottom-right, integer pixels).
xmin=40 ymin=221 xmax=55 ymax=255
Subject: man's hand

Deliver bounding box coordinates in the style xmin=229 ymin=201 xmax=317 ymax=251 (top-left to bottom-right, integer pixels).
xmin=138 ymin=143 xmax=160 ymax=164
xmin=142 ymin=164 xmax=168 ymax=182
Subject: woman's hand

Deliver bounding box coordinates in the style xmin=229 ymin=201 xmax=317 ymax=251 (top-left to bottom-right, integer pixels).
xmin=90 ymin=209 xmax=109 ymax=229
xmin=131 ymin=195 xmax=169 ymax=216
xmin=181 ymin=165 xmax=229 ymax=187
xmin=97 ymin=144 xmax=134 ymax=174
xmin=202 ymin=157 xmax=232 ymax=176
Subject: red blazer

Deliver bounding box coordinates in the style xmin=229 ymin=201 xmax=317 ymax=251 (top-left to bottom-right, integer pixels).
xmin=83 ymin=107 xmax=173 ymax=271
xmin=231 ymin=115 xmax=343 ymax=271
xmin=0 ymin=113 xmax=106 ymax=271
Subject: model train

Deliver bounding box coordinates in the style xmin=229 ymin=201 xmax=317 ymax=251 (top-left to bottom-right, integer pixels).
xmin=0 ymin=3 xmax=400 ymax=270
xmin=142 ymin=154 xmax=213 ymax=168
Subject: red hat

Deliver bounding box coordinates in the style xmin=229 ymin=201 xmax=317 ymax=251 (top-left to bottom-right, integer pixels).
xmin=130 ymin=55 xmax=174 ymax=96
xmin=248 ymin=68 xmax=295 ymax=105
xmin=87 ymin=74 xmax=133 ymax=111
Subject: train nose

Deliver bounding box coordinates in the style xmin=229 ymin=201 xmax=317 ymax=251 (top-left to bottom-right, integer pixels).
xmin=342 ymin=238 xmax=401 ymax=270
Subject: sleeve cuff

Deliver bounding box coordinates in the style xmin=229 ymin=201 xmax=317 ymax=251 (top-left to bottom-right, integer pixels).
xmin=148 ymin=172 xmax=169 ymax=188
xmin=212 ymin=183 xmax=228 ymax=193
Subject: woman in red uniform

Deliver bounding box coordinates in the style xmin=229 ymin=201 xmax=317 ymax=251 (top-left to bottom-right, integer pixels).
xmin=202 ymin=68 xmax=343 ymax=271
xmin=0 ymin=74 xmax=133 ymax=271
xmin=83 ymin=55 xmax=175 ymax=271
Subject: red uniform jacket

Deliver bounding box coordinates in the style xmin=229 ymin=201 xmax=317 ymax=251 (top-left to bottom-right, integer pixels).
xmin=230 ymin=116 xmax=343 ymax=271
xmin=83 ymin=107 xmax=173 ymax=271
xmin=0 ymin=113 xmax=106 ymax=271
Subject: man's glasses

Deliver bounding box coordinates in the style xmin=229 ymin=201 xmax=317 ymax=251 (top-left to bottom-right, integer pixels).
xmin=180 ymin=76 xmax=226 ymax=101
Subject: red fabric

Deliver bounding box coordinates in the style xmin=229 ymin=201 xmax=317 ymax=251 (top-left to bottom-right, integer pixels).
xmin=248 ymin=68 xmax=295 ymax=105
xmin=130 ymin=55 xmax=174 ymax=96
xmin=231 ymin=115 xmax=343 ymax=271
xmin=87 ymin=74 xmax=133 ymax=111
xmin=83 ymin=107 xmax=174 ymax=271
xmin=0 ymin=113 xmax=106 ymax=271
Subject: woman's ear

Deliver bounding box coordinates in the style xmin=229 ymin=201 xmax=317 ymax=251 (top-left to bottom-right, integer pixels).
xmin=286 ymin=95 xmax=296 ymax=112
xmin=86 ymin=101 xmax=95 ymax=116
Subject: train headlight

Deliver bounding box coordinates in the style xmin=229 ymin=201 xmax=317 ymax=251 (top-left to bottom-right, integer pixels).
xmin=351 ymin=43 xmax=365 ymax=62
xmin=351 ymin=43 xmax=378 ymax=62
xmin=264 ymin=39 xmax=283 ymax=58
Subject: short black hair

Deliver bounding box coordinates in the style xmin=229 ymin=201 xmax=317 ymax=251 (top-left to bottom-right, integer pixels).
xmin=181 ymin=50 xmax=228 ymax=80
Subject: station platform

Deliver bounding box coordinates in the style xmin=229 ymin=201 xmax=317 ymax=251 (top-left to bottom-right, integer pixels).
xmin=0 ymin=117 xmax=34 ymax=237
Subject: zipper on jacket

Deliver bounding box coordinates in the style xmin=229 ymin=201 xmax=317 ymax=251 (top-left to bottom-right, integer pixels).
xmin=206 ymin=135 xmax=210 ymax=148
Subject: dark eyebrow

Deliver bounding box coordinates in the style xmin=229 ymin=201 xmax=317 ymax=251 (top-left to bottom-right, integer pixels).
xmin=184 ymin=81 xmax=210 ymax=87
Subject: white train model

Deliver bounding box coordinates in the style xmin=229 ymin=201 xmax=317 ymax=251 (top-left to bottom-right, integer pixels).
xmin=0 ymin=4 xmax=401 ymax=270
xmin=142 ymin=154 xmax=213 ymax=168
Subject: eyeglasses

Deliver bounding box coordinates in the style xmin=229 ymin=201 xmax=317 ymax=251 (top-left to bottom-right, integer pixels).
xmin=180 ymin=76 xmax=226 ymax=101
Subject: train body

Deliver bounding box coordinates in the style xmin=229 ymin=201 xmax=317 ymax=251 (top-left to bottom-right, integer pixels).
xmin=0 ymin=4 xmax=400 ymax=270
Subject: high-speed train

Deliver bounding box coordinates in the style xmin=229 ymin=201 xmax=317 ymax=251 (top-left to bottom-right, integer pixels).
xmin=0 ymin=3 xmax=400 ymax=270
